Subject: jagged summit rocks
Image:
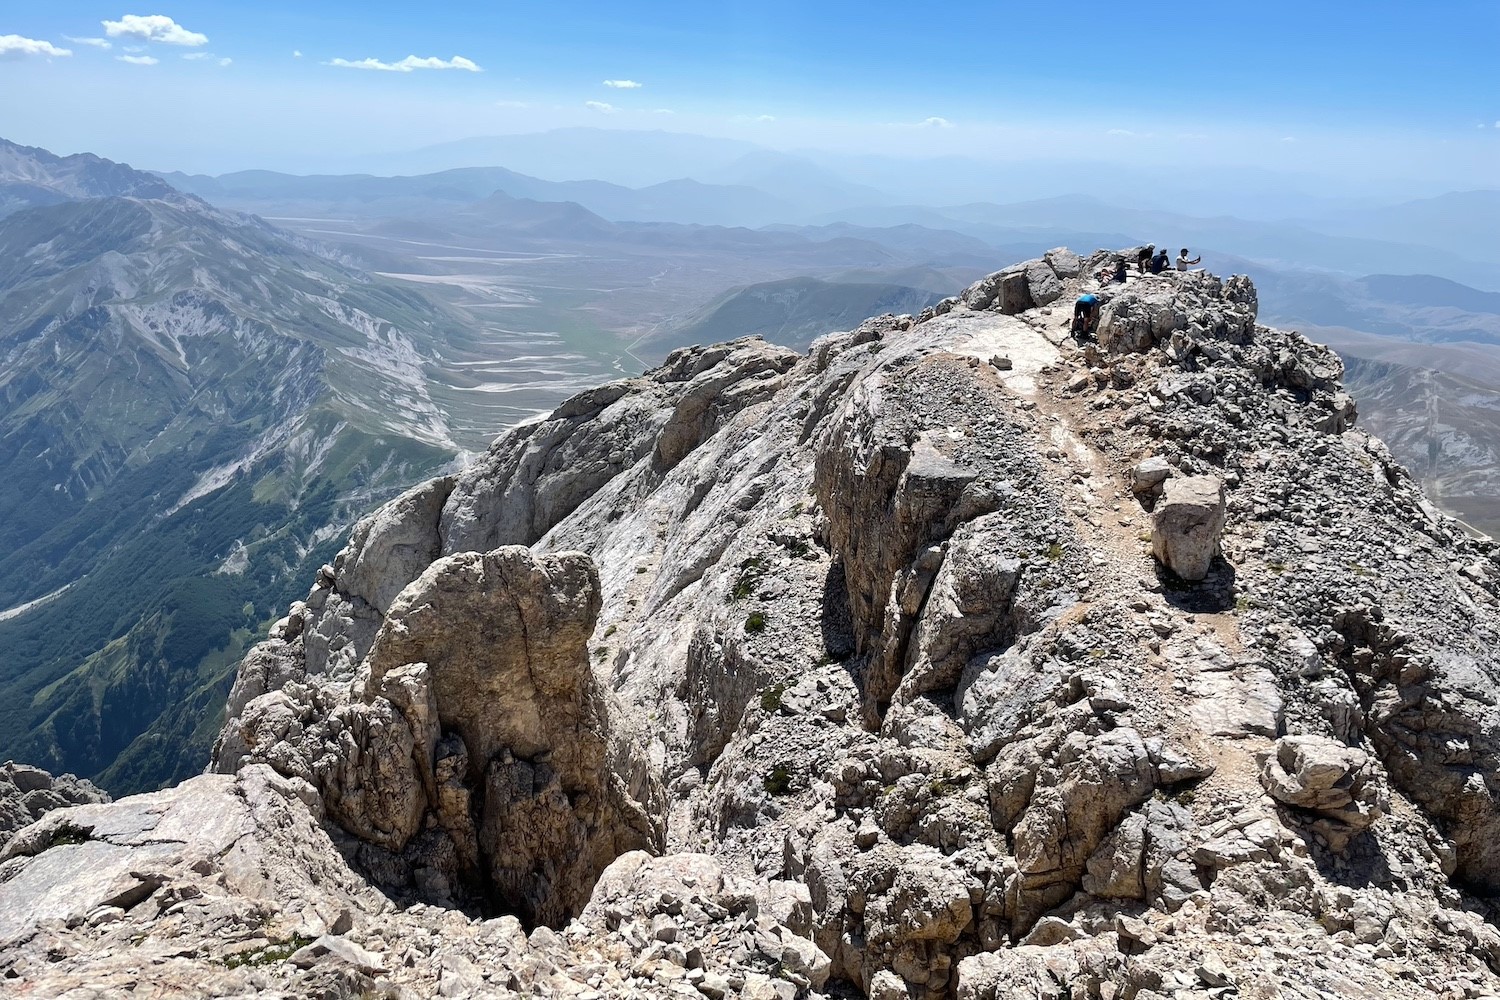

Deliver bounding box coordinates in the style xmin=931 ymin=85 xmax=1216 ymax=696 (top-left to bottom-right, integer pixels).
xmin=5 ymin=249 xmax=1500 ymax=998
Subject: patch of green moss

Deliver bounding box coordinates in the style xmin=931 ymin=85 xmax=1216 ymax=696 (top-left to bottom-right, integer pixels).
xmin=760 ymin=682 xmax=787 ymax=712
xmin=764 ymin=764 xmax=793 ymax=796
xmin=745 ymin=610 xmax=767 ymax=634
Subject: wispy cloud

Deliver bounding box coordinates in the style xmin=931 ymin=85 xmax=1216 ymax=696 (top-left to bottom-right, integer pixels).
xmin=117 ymin=54 xmax=159 ymax=66
xmin=0 ymin=35 xmax=72 ymax=59
xmin=182 ymin=51 xmax=208 ymax=60
xmin=327 ymin=54 xmax=481 ymax=72
xmin=585 ymin=100 xmax=618 ymax=114
xmin=733 ymin=114 xmax=776 ymax=123
xmin=495 ymin=99 xmax=530 ymax=108
xmin=603 ymin=79 xmax=641 ymax=89
xmin=1281 ymin=136 xmax=1297 ymax=143
xmin=1106 ymin=128 xmax=1135 ymax=136
xmin=293 ymin=50 xmax=303 ymax=58
xmin=653 ymin=108 xmax=676 ymax=115
xmin=102 ymin=14 xmax=207 ymax=47
xmin=218 ymin=57 xmax=232 ymax=67
xmin=64 ymin=36 xmax=112 ymax=50
xmin=918 ymin=116 xmax=953 ymax=128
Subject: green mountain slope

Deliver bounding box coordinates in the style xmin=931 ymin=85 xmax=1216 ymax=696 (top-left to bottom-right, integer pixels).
xmin=0 ymin=183 xmax=471 ymax=793
xmin=652 ymin=276 xmax=944 ymax=353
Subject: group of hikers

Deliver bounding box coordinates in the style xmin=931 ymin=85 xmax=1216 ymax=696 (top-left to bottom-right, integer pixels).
xmin=1071 ymin=244 xmax=1202 ymax=336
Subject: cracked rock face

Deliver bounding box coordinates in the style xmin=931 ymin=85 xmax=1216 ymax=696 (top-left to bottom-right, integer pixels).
xmin=7 ymin=250 xmax=1500 ymax=999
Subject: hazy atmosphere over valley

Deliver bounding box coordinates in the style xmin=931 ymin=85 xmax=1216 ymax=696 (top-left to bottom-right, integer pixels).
xmin=2 ymin=3 xmax=1500 ymax=998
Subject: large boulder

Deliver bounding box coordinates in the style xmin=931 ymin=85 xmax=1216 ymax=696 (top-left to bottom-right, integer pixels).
xmin=1151 ymin=475 xmax=1226 ymax=581
xmin=1260 ymin=734 xmax=1386 ymax=851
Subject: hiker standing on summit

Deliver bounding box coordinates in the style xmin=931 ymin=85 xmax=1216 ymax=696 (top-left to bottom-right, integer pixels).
xmin=1177 ymin=248 xmax=1202 ymax=271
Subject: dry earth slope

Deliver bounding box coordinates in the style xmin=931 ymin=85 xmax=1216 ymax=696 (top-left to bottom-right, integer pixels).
xmin=4 ymin=250 xmax=1500 ymax=999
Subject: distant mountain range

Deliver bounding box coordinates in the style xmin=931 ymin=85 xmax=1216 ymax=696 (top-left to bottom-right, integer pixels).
xmin=0 ymin=138 xmax=182 ymax=217
xmin=160 ymin=145 xmax=1500 ymax=291
xmin=0 ymin=140 xmax=483 ymax=793
xmin=159 ymin=164 xmax=807 ymax=229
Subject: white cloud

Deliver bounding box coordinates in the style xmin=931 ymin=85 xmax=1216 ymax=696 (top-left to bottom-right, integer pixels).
xmin=603 ymin=79 xmax=641 ymax=89
xmin=293 ymin=50 xmax=303 ymax=58
xmin=117 ymin=54 xmax=159 ymax=65
xmin=218 ymin=57 xmax=232 ymax=67
xmin=102 ymin=14 xmax=207 ymax=47
xmin=1281 ymin=136 xmax=1297 ymax=142
xmin=653 ymin=108 xmax=676 ymax=115
xmin=918 ymin=116 xmax=953 ymax=128
xmin=64 ymin=36 xmax=112 ymax=50
xmin=1494 ymin=120 xmax=1500 ymax=129
xmin=733 ymin=114 xmax=776 ymax=123
xmin=182 ymin=51 xmax=208 ymax=60
xmin=1106 ymin=128 xmax=1136 ymax=136
xmin=327 ymin=54 xmax=481 ymax=72
xmin=495 ymin=99 xmax=529 ymax=108
xmin=585 ymin=100 xmax=618 ymax=114
xmin=0 ymin=35 xmax=72 ymax=59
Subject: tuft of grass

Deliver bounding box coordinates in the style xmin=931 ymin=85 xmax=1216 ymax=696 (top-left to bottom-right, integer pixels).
xmin=760 ymin=682 xmax=787 ymax=712
xmin=603 ymin=625 xmax=617 ymax=639
xmin=46 ymin=822 xmax=93 ymax=848
xmin=223 ymin=935 xmax=316 ymax=969
xmin=1044 ymin=541 xmax=1065 ymax=561
xmin=764 ymin=764 xmax=793 ymax=796
xmin=745 ymin=610 xmax=768 ymax=634
xmin=728 ymin=556 xmax=765 ymax=603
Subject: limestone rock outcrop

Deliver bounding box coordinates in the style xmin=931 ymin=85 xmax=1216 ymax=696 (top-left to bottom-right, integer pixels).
xmin=6 ymin=249 xmax=1500 ymax=999
xmin=0 ymin=761 xmax=108 ymax=844
xmin=1260 ymin=734 xmax=1386 ymax=851
xmin=1151 ymin=474 xmax=1226 ymax=580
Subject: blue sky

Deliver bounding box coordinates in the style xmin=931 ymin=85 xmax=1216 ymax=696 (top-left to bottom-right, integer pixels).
xmin=1 ymin=2 xmax=1496 ymax=187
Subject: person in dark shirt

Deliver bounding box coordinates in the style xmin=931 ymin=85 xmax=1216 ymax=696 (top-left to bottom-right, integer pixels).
xmin=1072 ymin=292 xmax=1101 ymax=335
xmin=1150 ymin=250 xmax=1170 ymax=274
xmin=1137 ymin=245 xmax=1155 ymax=273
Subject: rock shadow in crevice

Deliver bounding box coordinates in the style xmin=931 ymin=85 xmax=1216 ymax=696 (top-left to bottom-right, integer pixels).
xmin=1158 ymin=558 xmax=1237 ymax=614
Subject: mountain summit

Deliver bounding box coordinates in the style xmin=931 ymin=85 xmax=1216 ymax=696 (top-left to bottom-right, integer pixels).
xmin=3 ymin=252 xmax=1500 ymax=996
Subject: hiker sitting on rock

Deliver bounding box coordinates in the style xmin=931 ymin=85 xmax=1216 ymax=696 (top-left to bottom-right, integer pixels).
xmin=1137 ymin=245 xmax=1155 ymax=273
xmin=1072 ymin=292 xmax=1101 ymax=336
xmin=1150 ymin=249 xmax=1171 ymax=274
xmin=1177 ymin=247 xmax=1202 ymax=271
xmin=1097 ymin=258 xmax=1128 ymax=284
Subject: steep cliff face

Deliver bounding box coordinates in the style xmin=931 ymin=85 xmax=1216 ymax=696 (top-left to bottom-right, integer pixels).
xmin=6 ymin=249 xmax=1500 ymax=999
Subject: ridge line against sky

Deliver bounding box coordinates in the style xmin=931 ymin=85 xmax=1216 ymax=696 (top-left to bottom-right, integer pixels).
xmin=0 ymin=2 xmax=1496 ymax=187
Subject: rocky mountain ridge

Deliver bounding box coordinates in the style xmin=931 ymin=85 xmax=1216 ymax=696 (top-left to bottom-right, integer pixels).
xmin=4 ymin=250 xmax=1500 ymax=998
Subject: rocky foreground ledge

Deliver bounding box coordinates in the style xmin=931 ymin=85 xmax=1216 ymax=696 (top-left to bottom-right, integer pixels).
xmin=4 ymin=250 xmax=1500 ymax=998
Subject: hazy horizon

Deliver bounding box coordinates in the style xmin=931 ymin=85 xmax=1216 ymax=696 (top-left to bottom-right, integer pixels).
xmin=2 ymin=2 xmax=1497 ymax=194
